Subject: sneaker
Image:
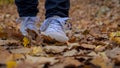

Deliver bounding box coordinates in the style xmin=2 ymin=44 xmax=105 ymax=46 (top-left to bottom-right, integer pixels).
xmin=40 ymin=16 xmax=70 ymax=42
xmin=17 ymin=17 xmax=39 ymax=36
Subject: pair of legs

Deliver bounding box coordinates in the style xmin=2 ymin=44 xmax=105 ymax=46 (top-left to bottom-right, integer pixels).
xmin=15 ymin=0 xmax=70 ymax=42
xmin=15 ymin=0 xmax=70 ymax=18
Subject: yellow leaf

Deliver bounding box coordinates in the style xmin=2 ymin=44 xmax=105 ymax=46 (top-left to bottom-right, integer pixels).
xmin=33 ymin=46 xmax=43 ymax=54
xmin=109 ymin=31 xmax=120 ymax=39
xmin=6 ymin=61 xmax=17 ymax=68
xmin=115 ymin=31 xmax=120 ymax=37
xmin=30 ymin=46 xmax=43 ymax=56
xmin=23 ymin=37 xmax=30 ymax=47
xmin=113 ymin=37 xmax=120 ymax=44
xmin=0 ymin=27 xmax=3 ymax=32
xmin=109 ymin=32 xmax=116 ymax=40
xmin=109 ymin=32 xmax=120 ymax=44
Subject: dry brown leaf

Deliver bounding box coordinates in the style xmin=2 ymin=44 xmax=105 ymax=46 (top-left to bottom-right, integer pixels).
xmin=0 ymin=39 xmax=18 ymax=45
xmin=91 ymin=56 xmax=113 ymax=68
xmin=63 ymin=49 xmax=78 ymax=57
xmin=44 ymin=46 xmax=67 ymax=53
xmin=87 ymin=51 xmax=97 ymax=57
xmin=49 ymin=63 xmax=65 ymax=68
xmin=74 ymin=34 xmax=81 ymax=39
xmin=0 ymin=32 xmax=8 ymax=39
xmin=50 ymin=57 xmax=82 ymax=68
xmin=80 ymin=44 xmax=96 ymax=49
xmin=96 ymin=6 xmax=110 ymax=17
xmin=0 ymin=48 xmax=11 ymax=64
xmin=16 ymin=61 xmax=42 ymax=68
xmin=68 ymin=43 xmax=80 ymax=49
xmin=77 ymin=50 xmax=86 ymax=55
xmin=1 ymin=0 xmax=120 ymax=68
xmin=106 ymin=47 xmax=120 ymax=59
xmin=114 ymin=55 xmax=120 ymax=64
xmin=63 ymin=57 xmax=82 ymax=66
xmin=89 ymin=27 xmax=101 ymax=38
xmin=6 ymin=54 xmax=25 ymax=62
xmin=95 ymin=45 xmax=106 ymax=52
xmin=68 ymin=36 xmax=76 ymax=43
xmin=26 ymin=55 xmax=59 ymax=65
xmin=99 ymin=52 xmax=110 ymax=63
xmin=10 ymin=48 xmax=31 ymax=54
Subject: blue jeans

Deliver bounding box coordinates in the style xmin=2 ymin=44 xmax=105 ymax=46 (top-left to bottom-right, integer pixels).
xmin=15 ymin=0 xmax=70 ymax=19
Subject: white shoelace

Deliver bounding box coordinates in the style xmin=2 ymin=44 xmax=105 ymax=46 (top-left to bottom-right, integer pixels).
xmin=40 ymin=16 xmax=70 ymax=32
xmin=16 ymin=17 xmax=39 ymax=36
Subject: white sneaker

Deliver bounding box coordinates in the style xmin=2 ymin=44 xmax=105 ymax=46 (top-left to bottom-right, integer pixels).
xmin=17 ymin=17 xmax=39 ymax=36
xmin=40 ymin=16 xmax=69 ymax=42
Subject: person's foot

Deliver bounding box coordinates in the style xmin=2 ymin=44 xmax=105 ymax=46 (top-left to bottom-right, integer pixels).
xmin=17 ymin=17 xmax=39 ymax=36
xmin=40 ymin=16 xmax=70 ymax=42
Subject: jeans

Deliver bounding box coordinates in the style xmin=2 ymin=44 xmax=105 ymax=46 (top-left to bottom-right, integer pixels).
xmin=15 ymin=0 xmax=70 ymax=19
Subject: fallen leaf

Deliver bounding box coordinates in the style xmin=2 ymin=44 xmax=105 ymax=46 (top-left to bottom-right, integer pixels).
xmin=63 ymin=57 xmax=82 ymax=66
xmin=99 ymin=52 xmax=110 ymax=63
xmin=68 ymin=43 xmax=80 ymax=49
xmin=6 ymin=61 xmax=17 ymax=68
xmin=49 ymin=63 xmax=65 ymax=68
xmin=109 ymin=32 xmax=116 ymax=39
xmin=95 ymin=45 xmax=106 ymax=52
xmin=112 ymin=37 xmax=120 ymax=44
xmin=0 ymin=48 xmax=11 ymax=64
xmin=0 ymin=39 xmax=18 ymax=45
xmin=114 ymin=31 xmax=120 ymax=37
xmin=109 ymin=31 xmax=120 ymax=44
xmin=91 ymin=56 xmax=113 ymax=68
xmin=30 ymin=46 xmax=44 ymax=56
xmin=82 ymin=29 xmax=90 ymax=35
xmin=10 ymin=48 xmax=31 ymax=54
xmin=87 ymin=51 xmax=97 ymax=57
xmin=23 ymin=37 xmax=30 ymax=47
xmin=96 ymin=6 xmax=110 ymax=17
xmin=0 ymin=26 xmax=3 ymax=32
xmin=50 ymin=57 xmax=82 ymax=68
xmin=80 ymin=44 xmax=96 ymax=49
xmin=26 ymin=55 xmax=59 ymax=65
xmin=114 ymin=55 xmax=120 ymax=64
xmin=106 ymin=47 xmax=120 ymax=58
xmin=0 ymin=32 xmax=8 ymax=39
xmin=6 ymin=54 xmax=25 ymax=63
xmin=44 ymin=46 xmax=67 ymax=53
xmin=16 ymin=61 xmax=44 ymax=68
xmin=63 ymin=49 xmax=78 ymax=57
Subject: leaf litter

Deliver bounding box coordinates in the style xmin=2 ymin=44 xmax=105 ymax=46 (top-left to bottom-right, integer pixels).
xmin=0 ymin=0 xmax=120 ymax=68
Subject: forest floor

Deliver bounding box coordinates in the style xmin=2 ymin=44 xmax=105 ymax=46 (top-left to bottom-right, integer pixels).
xmin=0 ymin=0 xmax=120 ymax=68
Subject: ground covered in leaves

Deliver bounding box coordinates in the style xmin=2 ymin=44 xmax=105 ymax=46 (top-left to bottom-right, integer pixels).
xmin=0 ymin=0 xmax=120 ymax=68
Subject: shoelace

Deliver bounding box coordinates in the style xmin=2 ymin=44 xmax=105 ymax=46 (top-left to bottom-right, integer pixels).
xmin=40 ymin=16 xmax=70 ymax=32
xmin=16 ymin=17 xmax=39 ymax=36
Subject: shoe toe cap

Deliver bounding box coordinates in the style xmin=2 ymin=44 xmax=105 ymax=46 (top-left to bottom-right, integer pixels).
xmin=42 ymin=32 xmax=69 ymax=42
